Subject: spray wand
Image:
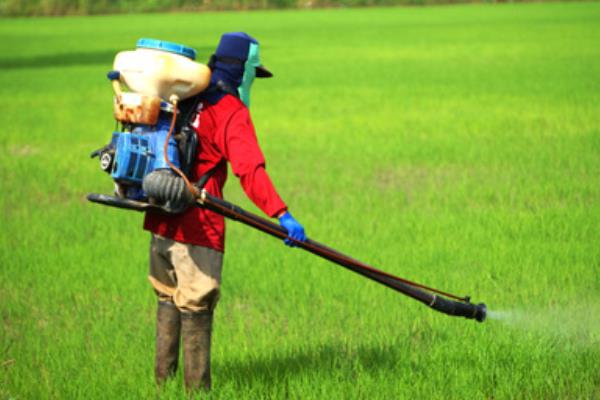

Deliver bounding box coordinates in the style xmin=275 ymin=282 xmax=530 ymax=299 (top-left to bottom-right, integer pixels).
xmin=196 ymin=189 xmax=487 ymax=323
xmin=160 ymin=101 xmax=487 ymax=322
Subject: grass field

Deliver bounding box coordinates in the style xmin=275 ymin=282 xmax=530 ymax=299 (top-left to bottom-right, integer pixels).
xmin=1 ymin=2 xmax=600 ymax=399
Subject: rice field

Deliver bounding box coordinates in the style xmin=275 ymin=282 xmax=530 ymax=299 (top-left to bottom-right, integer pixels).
xmin=1 ymin=2 xmax=599 ymax=398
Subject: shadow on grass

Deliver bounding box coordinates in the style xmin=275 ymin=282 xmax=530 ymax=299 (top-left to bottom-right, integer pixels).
xmin=0 ymin=47 xmax=215 ymax=70
xmin=0 ymin=50 xmax=116 ymax=69
xmin=217 ymin=341 xmax=404 ymax=386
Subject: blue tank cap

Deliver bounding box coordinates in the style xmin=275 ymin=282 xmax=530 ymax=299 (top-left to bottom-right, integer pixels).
xmin=136 ymin=38 xmax=197 ymax=60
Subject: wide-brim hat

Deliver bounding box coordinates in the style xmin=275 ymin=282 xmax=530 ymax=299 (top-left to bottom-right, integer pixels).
xmin=215 ymin=32 xmax=273 ymax=78
xmin=255 ymin=65 xmax=273 ymax=78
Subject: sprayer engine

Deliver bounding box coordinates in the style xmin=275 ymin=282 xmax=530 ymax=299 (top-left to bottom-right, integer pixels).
xmin=92 ymin=106 xmax=181 ymax=199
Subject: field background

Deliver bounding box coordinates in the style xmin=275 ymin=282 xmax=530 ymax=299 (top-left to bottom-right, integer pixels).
xmin=1 ymin=2 xmax=599 ymax=399
xmin=0 ymin=0 xmax=548 ymax=17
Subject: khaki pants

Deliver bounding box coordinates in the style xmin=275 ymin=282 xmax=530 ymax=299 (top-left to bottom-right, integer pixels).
xmin=149 ymin=234 xmax=224 ymax=313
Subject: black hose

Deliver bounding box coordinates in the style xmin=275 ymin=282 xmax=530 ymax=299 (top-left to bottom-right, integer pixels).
xmin=88 ymin=188 xmax=487 ymax=322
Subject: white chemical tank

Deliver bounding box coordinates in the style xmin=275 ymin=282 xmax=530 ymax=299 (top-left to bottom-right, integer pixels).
xmin=113 ymin=38 xmax=211 ymax=102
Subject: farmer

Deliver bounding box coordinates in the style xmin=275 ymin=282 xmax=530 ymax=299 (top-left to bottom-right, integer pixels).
xmin=143 ymin=32 xmax=306 ymax=391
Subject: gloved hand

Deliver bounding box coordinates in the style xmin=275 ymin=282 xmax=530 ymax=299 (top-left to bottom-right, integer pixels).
xmin=278 ymin=211 xmax=306 ymax=247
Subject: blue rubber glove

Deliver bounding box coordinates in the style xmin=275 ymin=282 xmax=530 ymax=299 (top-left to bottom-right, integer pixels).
xmin=278 ymin=211 xmax=306 ymax=247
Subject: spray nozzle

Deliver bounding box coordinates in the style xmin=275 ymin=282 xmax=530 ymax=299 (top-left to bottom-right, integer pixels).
xmin=472 ymin=302 xmax=487 ymax=322
xmin=429 ymin=295 xmax=487 ymax=323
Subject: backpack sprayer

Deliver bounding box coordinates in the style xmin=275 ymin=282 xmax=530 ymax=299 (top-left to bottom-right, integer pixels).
xmin=88 ymin=39 xmax=487 ymax=323
xmin=88 ymin=39 xmax=210 ymax=212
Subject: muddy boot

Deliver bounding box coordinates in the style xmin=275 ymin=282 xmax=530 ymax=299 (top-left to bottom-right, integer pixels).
xmin=181 ymin=310 xmax=213 ymax=392
xmin=155 ymin=301 xmax=181 ymax=384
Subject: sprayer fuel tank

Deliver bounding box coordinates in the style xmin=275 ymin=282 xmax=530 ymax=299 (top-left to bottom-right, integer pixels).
xmin=114 ymin=39 xmax=211 ymax=101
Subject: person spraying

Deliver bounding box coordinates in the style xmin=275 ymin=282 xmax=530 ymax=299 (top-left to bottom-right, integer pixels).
xmin=88 ymin=31 xmax=486 ymax=394
xmin=142 ymin=32 xmax=306 ymax=391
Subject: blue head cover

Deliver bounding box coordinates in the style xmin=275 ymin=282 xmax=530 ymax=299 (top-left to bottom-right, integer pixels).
xmin=206 ymin=32 xmax=272 ymax=107
xmin=215 ymin=32 xmax=255 ymax=60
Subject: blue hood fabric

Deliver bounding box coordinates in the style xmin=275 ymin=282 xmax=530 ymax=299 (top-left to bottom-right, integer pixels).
xmin=202 ymin=32 xmax=270 ymax=106
xmin=202 ymin=61 xmax=244 ymax=105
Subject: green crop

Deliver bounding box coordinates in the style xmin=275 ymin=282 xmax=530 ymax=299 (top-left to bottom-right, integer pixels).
xmin=1 ymin=2 xmax=599 ymax=399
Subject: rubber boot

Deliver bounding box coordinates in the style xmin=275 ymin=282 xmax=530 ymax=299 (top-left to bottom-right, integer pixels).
xmin=155 ymin=301 xmax=181 ymax=384
xmin=181 ymin=310 xmax=213 ymax=392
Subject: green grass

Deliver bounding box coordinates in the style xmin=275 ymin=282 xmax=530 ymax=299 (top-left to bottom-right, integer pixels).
xmin=1 ymin=2 xmax=600 ymax=399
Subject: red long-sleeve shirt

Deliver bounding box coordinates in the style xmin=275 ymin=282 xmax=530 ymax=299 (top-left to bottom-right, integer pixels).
xmin=143 ymin=94 xmax=287 ymax=252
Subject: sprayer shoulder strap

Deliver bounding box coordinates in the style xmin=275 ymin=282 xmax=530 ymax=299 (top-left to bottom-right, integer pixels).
xmin=195 ymin=159 xmax=225 ymax=190
xmin=180 ymin=80 xmax=236 ymax=129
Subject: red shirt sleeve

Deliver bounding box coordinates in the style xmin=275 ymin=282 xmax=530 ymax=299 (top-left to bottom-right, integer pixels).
xmin=215 ymin=105 xmax=287 ymax=218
